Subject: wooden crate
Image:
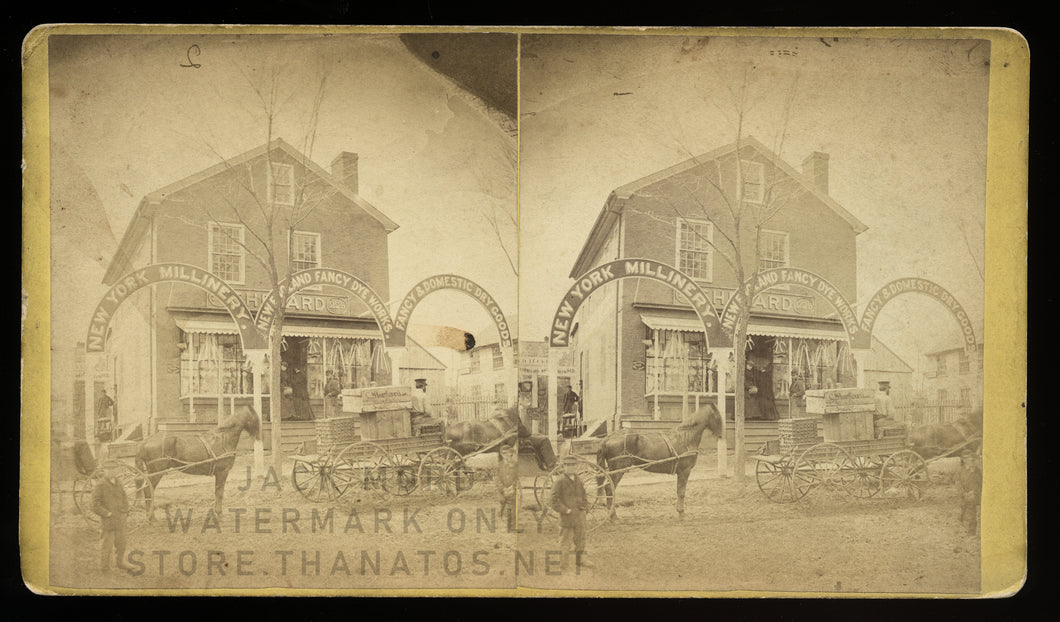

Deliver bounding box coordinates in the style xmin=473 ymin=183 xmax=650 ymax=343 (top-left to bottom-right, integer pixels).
xmin=822 ymin=411 xmax=875 ymax=442
xmin=805 ymin=388 xmax=876 ymax=414
xmin=342 ymin=385 xmax=414 ymax=414
xmin=359 ymin=409 xmax=412 ymax=441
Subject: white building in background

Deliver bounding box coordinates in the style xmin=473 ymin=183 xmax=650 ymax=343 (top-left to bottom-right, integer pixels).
xmin=921 ymin=343 xmax=985 ymax=410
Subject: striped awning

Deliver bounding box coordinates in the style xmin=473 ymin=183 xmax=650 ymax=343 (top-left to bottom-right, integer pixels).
xmin=641 ymin=312 xmax=847 ymax=341
xmin=746 ymin=320 xmax=848 ymax=341
xmin=174 ymin=314 xmax=381 ymax=340
xmin=640 ymin=313 xmax=708 ymax=333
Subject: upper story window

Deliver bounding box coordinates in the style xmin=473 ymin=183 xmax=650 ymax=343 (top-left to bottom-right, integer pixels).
xmin=468 ymin=350 xmax=481 ymax=374
xmin=936 ymin=354 xmax=948 ymax=377
xmin=492 ymin=345 xmax=504 ymax=370
xmin=270 ymin=162 xmax=295 ymax=207
xmin=208 ymin=222 xmax=245 ymax=285
xmin=291 ymin=230 xmax=321 ymax=290
xmin=740 ymin=159 xmax=765 ymax=204
xmin=958 ymin=349 xmax=970 ymax=374
xmin=676 ymin=219 xmax=713 ymax=282
xmin=758 ymin=229 xmax=790 ymax=271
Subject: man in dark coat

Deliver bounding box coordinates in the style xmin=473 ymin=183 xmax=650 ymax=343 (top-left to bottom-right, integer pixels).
xmin=91 ymin=461 xmax=136 ymax=572
xmin=497 ymin=444 xmax=520 ymax=531
xmin=957 ymin=448 xmax=982 ymax=536
xmin=551 ymin=455 xmax=593 ymax=570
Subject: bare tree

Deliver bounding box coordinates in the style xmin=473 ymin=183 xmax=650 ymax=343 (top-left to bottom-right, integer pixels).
xmin=194 ymin=65 xmax=339 ymax=468
xmin=631 ymin=67 xmax=805 ymax=482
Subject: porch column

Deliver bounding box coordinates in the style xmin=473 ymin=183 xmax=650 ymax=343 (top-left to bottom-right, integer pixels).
xmin=244 ymin=349 xmax=267 ymax=475
xmin=711 ymin=347 xmax=731 ymax=477
xmin=84 ymin=352 xmax=99 ymax=444
xmin=502 ymin=345 xmax=518 ymax=407
xmin=547 ymin=347 xmax=560 ymax=447
xmin=853 ymin=349 xmax=869 ymax=390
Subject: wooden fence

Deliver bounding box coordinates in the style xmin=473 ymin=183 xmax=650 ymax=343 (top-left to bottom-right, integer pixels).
xmin=429 ymin=394 xmax=502 ymax=422
xmin=891 ymin=399 xmax=970 ymax=426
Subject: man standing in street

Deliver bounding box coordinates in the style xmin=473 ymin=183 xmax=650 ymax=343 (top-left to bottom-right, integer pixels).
xmin=874 ymin=381 xmax=893 ymax=439
xmin=497 ymin=444 xmax=520 ymax=532
xmin=91 ymin=461 xmax=136 ymax=573
xmin=551 ymin=455 xmax=593 ymax=571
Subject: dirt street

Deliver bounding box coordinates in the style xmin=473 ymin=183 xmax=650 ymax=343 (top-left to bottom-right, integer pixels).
xmin=47 ymin=450 xmax=979 ymax=595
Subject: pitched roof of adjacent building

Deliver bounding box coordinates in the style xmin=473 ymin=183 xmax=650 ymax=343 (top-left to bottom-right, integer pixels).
xmin=570 ymin=136 xmax=869 ymax=278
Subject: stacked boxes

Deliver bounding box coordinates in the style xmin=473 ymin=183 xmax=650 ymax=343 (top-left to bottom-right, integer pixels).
xmin=315 ymin=416 xmax=359 ymax=449
xmin=806 ymin=388 xmax=877 ymax=442
xmin=778 ymin=417 xmax=822 ymax=449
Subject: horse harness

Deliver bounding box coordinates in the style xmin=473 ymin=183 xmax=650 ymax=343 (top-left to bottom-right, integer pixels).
xmin=145 ymin=433 xmax=236 ymax=476
xmin=619 ymin=431 xmax=697 ymax=475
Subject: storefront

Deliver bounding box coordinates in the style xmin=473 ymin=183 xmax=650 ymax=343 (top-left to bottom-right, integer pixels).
xmin=638 ymin=311 xmax=854 ymax=421
xmin=170 ymin=312 xmax=391 ymax=423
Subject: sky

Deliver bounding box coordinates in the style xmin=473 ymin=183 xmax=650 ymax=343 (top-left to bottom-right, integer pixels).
xmin=47 ymin=33 xmax=519 ymax=354
xmin=46 ymin=31 xmax=990 ymax=373
xmin=518 ymin=34 xmax=990 ymax=366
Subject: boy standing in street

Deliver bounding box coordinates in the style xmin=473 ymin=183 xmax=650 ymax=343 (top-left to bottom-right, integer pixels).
xmin=498 ymin=444 xmax=519 ymax=532
xmin=957 ymin=448 xmax=982 ymax=536
xmin=91 ymin=461 xmax=136 ymax=573
xmin=551 ymin=455 xmax=593 ymax=571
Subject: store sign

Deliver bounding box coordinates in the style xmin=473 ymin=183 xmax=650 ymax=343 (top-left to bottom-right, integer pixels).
xmin=518 ymin=356 xmax=575 ymax=376
xmin=209 ymin=288 xmax=351 ymax=316
xmin=857 ymin=277 xmax=977 ymax=352
xmin=721 ymin=268 xmax=860 ymax=340
xmin=393 ymin=274 xmax=513 ymax=349
xmin=550 ymin=259 xmax=729 ymax=348
xmin=85 ymin=263 xmax=265 ymax=352
xmin=703 ymin=286 xmax=816 ymax=317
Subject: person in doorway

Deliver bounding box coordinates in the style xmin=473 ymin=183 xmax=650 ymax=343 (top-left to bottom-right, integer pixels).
xmin=874 ymin=381 xmax=894 ymax=439
xmin=497 ymin=444 xmax=520 ymax=532
xmin=292 ymin=365 xmax=314 ymax=421
xmin=789 ymin=374 xmax=806 ymax=418
xmin=324 ymin=370 xmax=342 ymax=418
xmin=91 ymin=461 xmax=136 ymax=573
xmin=957 ymin=448 xmax=982 ymax=536
xmin=279 ymin=361 xmax=295 ymax=420
xmin=95 ymin=389 xmax=116 ymax=442
xmin=551 ymin=455 xmax=593 ymax=571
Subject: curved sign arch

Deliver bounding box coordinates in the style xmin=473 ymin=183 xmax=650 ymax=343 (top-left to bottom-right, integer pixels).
xmin=548 ymin=258 xmax=729 ymax=348
xmin=719 ymin=267 xmax=862 ymax=344
xmin=392 ymin=274 xmax=513 ymax=349
xmin=85 ymin=263 xmax=264 ymax=353
xmin=254 ymin=268 xmax=397 ymax=346
xmin=856 ymin=278 xmax=977 ymax=351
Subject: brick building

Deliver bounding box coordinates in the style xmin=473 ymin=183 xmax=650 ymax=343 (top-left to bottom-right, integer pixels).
xmin=99 ymin=139 xmax=398 ymax=435
xmin=567 ymin=137 xmax=870 ymax=427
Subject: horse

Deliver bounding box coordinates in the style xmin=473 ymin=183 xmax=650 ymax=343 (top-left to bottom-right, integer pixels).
xmin=596 ymin=405 xmax=723 ymax=520
xmin=907 ymin=412 xmax=982 ymax=459
xmin=445 ymin=406 xmax=557 ymax=469
xmin=135 ymin=405 xmax=261 ymax=520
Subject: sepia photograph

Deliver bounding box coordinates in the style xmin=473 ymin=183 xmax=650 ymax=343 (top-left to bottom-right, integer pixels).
xmin=21 ymin=25 xmax=1027 ymax=597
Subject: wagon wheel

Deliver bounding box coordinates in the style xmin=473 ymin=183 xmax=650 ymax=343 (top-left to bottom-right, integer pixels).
xmin=538 ymin=457 xmax=615 ymax=532
xmin=379 ymin=453 xmax=420 ymax=497
xmin=845 ymin=454 xmax=884 ymax=498
xmin=292 ymin=454 xmax=350 ymax=503
xmin=334 ymin=441 xmax=391 ymax=501
xmin=795 ymin=443 xmax=856 ymax=496
xmin=880 ymin=450 xmax=930 ymax=500
xmin=417 ymin=447 xmax=474 ymax=497
xmin=75 ymin=463 xmax=154 ymax=532
xmin=755 ymin=455 xmax=813 ymax=503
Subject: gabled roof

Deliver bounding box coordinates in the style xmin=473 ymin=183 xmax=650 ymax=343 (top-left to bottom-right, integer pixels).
xmin=570 ymin=136 xmax=869 ymax=278
xmin=104 ymin=139 xmax=398 ymax=284
xmin=866 ymin=335 xmax=915 ymax=374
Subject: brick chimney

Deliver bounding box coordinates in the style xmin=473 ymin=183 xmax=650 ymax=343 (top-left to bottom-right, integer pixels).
xmin=802 ymin=151 xmax=829 ymax=195
xmin=330 ymin=152 xmax=359 ymax=194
